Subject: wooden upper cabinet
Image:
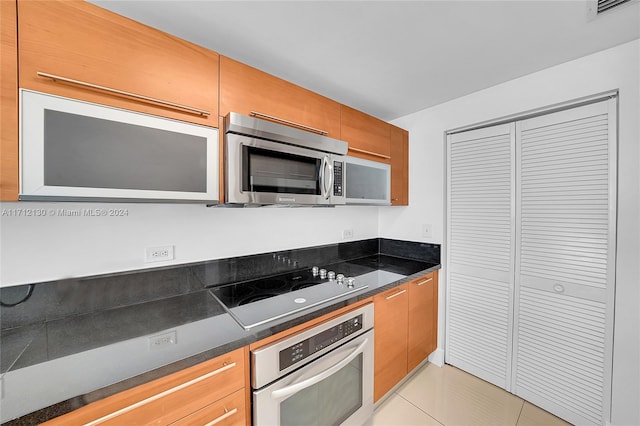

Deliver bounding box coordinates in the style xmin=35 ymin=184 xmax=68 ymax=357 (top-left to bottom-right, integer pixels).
xmin=407 ymin=271 xmax=438 ymax=371
xmin=18 ymin=0 xmax=219 ymax=126
xmin=219 ymin=56 xmax=341 ymax=138
xmin=341 ymin=105 xmax=391 ymax=163
xmin=373 ymin=284 xmax=409 ymax=402
xmin=390 ymin=125 xmax=409 ymax=206
xmin=1 ymin=0 xmax=19 ymax=201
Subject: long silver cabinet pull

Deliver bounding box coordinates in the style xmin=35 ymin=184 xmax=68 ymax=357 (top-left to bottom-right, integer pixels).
xmin=250 ymin=111 xmax=328 ymax=135
xmin=348 ymin=147 xmax=391 ymax=160
xmin=37 ymin=72 xmax=211 ymax=116
xmin=85 ymin=362 xmax=236 ymax=425
xmin=385 ymin=289 xmax=407 ymax=300
xmin=416 ymin=277 xmax=433 ymax=286
xmin=205 ymin=407 xmax=238 ymax=426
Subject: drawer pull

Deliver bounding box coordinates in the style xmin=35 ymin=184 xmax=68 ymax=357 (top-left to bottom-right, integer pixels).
xmin=205 ymin=407 xmax=238 ymax=426
xmin=416 ymin=277 xmax=433 ymax=286
xmin=85 ymin=362 xmax=236 ymax=425
xmin=348 ymin=147 xmax=391 ymax=160
xmin=250 ymin=111 xmax=328 ymax=135
xmin=385 ymin=289 xmax=407 ymax=300
xmin=37 ymin=72 xmax=211 ymax=116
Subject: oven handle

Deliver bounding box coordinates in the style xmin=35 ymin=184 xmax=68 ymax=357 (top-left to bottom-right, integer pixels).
xmin=270 ymin=337 xmax=369 ymax=400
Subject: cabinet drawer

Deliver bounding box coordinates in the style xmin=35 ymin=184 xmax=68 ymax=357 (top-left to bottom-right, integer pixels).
xmin=43 ymin=347 xmax=246 ymax=425
xmin=171 ymin=388 xmax=246 ymax=426
xmin=220 ymin=56 xmax=341 ymax=138
xmin=18 ymin=0 xmax=218 ymax=127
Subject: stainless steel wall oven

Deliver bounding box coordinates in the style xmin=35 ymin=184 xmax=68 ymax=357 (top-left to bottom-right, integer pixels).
xmin=251 ymin=304 xmax=374 ymax=425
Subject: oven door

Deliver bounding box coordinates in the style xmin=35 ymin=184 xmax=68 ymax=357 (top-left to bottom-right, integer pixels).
xmin=253 ymin=330 xmax=373 ymax=426
xmin=225 ymin=133 xmax=345 ymax=205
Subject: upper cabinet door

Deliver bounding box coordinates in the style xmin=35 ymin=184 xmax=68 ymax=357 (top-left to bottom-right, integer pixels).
xmin=219 ymin=56 xmax=341 ymax=139
xmin=18 ymin=0 xmax=219 ymax=127
xmin=390 ymin=125 xmax=408 ymax=205
xmin=341 ymin=105 xmax=391 ymax=163
xmin=1 ymin=0 xmax=18 ymax=201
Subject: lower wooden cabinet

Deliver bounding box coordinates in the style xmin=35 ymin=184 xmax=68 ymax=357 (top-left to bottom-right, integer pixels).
xmin=43 ymin=347 xmax=248 ymax=426
xmin=408 ymin=272 xmax=438 ymax=371
xmin=171 ymin=388 xmax=245 ymax=426
xmin=373 ymin=283 xmax=409 ymax=402
xmin=374 ymin=271 xmax=438 ymax=402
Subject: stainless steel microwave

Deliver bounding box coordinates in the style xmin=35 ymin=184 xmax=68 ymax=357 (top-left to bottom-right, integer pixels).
xmin=20 ymin=90 xmax=219 ymax=203
xmin=345 ymin=156 xmax=391 ymax=205
xmin=224 ymin=112 xmax=347 ymax=206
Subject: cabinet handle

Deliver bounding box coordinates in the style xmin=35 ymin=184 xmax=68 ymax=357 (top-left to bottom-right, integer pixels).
xmin=205 ymin=407 xmax=238 ymax=426
xmin=348 ymin=147 xmax=391 ymax=160
xmin=385 ymin=289 xmax=407 ymax=300
xmin=85 ymin=362 xmax=236 ymax=425
xmin=416 ymin=277 xmax=433 ymax=286
xmin=36 ymin=72 xmax=211 ymax=116
xmin=250 ymin=111 xmax=328 ymax=135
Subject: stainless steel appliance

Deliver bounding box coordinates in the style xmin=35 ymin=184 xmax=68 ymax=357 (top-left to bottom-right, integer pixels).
xmin=344 ymin=156 xmax=391 ymax=205
xmin=20 ymin=90 xmax=219 ymax=202
xmin=224 ymin=112 xmax=347 ymax=206
xmin=252 ymin=304 xmax=374 ymax=426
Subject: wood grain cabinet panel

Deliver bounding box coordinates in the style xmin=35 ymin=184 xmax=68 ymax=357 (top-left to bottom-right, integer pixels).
xmin=341 ymin=105 xmax=391 ymax=163
xmin=171 ymin=388 xmax=246 ymax=426
xmin=373 ymin=284 xmax=409 ymax=402
xmin=407 ymin=272 xmax=438 ymax=371
xmin=219 ymin=56 xmax=341 ymax=138
xmin=43 ymin=347 xmax=247 ymax=426
xmin=18 ymin=0 xmax=218 ymax=127
xmin=1 ymin=0 xmax=18 ymax=201
xmin=390 ymin=125 xmax=409 ymax=206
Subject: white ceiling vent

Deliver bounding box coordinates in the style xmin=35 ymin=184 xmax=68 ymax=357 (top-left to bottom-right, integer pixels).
xmin=590 ymin=0 xmax=633 ymax=15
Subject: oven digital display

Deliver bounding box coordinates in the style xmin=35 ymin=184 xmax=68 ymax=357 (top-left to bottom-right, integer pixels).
xmin=279 ymin=314 xmax=363 ymax=370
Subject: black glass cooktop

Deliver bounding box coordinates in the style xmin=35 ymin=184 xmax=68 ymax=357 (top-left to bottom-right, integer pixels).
xmin=210 ymin=261 xmax=375 ymax=308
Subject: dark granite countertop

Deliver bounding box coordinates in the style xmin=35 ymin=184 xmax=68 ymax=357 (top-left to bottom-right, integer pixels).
xmin=0 ymin=238 xmax=440 ymax=425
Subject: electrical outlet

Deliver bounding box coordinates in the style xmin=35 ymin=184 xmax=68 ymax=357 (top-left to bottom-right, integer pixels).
xmin=149 ymin=331 xmax=177 ymax=350
xmin=145 ymin=245 xmax=174 ymax=263
xmin=342 ymin=229 xmax=354 ymax=239
xmin=422 ymin=224 xmax=433 ymax=238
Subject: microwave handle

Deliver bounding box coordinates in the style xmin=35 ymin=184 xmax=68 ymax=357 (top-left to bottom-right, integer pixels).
xmin=320 ymin=156 xmax=333 ymax=200
xmin=270 ymin=337 xmax=369 ymax=400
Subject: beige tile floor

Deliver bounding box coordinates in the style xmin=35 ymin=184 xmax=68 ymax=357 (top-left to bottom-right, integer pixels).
xmin=373 ymin=363 xmax=572 ymax=426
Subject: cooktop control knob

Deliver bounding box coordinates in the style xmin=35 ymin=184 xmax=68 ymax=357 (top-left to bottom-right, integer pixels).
xmin=319 ymin=269 xmax=327 ymax=279
xmin=311 ymin=266 xmax=319 ymax=276
xmin=346 ymin=277 xmax=355 ymax=288
xmin=336 ymin=274 xmax=345 ymax=284
xmin=327 ymin=271 xmax=336 ymax=280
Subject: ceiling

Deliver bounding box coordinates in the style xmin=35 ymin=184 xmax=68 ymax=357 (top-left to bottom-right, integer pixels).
xmin=90 ymin=0 xmax=640 ymax=121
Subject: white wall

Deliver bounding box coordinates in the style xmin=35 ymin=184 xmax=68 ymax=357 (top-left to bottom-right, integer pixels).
xmin=0 ymin=203 xmax=379 ymax=286
xmin=381 ymin=39 xmax=640 ymax=425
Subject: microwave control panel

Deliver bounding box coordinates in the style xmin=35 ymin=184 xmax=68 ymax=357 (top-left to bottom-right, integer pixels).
xmin=279 ymin=313 xmax=363 ymax=371
xmin=333 ymin=161 xmax=343 ymax=196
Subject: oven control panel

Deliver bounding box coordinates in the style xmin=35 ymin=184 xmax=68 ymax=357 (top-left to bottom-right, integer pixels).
xmin=279 ymin=314 xmax=363 ymax=370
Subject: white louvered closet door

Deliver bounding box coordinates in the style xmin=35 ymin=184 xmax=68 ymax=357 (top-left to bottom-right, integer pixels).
xmin=513 ymin=99 xmax=617 ymax=426
xmin=446 ymin=123 xmax=516 ymax=389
